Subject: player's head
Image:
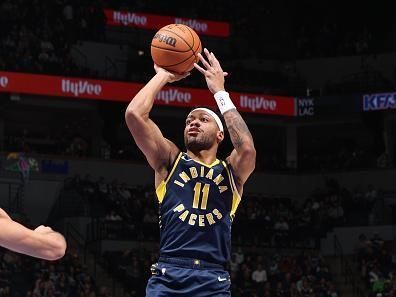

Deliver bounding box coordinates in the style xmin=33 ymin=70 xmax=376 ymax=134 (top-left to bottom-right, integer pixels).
xmin=184 ymin=107 xmax=224 ymax=153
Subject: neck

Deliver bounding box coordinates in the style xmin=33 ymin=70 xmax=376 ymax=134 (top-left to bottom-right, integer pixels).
xmin=186 ymin=148 xmax=217 ymax=165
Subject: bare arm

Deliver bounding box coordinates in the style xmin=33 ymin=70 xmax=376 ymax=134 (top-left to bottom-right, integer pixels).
xmin=195 ymin=49 xmax=256 ymax=190
xmin=0 ymin=209 xmax=66 ymax=260
xmin=125 ymin=66 xmax=189 ymax=180
xmin=223 ymin=109 xmax=256 ymax=187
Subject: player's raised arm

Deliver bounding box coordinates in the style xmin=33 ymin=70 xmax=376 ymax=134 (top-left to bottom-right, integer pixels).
xmin=125 ymin=66 xmax=189 ymax=177
xmin=194 ymin=49 xmax=256 ymax=190
xmin=0 ymin=208 xmax=66 ymax=260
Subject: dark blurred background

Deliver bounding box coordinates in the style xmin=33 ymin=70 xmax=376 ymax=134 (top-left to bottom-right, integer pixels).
xmin=0 ymin=0 xmax=395 ymax=297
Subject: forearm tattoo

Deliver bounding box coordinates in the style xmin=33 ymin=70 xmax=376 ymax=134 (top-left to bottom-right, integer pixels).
xmin=224 ymin=109 xmax=253 ymax=149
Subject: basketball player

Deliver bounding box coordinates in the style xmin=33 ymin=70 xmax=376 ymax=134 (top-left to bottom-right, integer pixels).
xmin=0 ymin=208 xmax=66 ymax=260
xmin=125 ymin=48 xmax=256 ymax=296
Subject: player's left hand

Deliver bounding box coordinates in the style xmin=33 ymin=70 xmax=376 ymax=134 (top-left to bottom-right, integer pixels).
xmin=194 ymin=48 xmax=228 ymax=94
xmin=154 ymin=64 xmax=190 ymax=83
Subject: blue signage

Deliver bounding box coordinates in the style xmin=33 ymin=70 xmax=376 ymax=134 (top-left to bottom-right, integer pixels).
xmin=41 ymin=160 xmax=69 ymax=174
xmin=363 ymin=93 xmax=396 ymax=111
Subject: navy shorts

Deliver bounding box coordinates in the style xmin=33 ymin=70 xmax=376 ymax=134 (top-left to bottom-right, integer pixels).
xmin=146 ymin=257 xmax=231 ymax=297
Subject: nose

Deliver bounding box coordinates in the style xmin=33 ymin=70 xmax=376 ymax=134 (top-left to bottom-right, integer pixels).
xmin=189 ymin=119 xmax=200 ymax=127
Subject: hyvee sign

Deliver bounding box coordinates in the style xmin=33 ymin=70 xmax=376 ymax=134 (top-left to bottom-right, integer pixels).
xmin=104 ymin=9 xmax=230 ymax=37
xmin=0 ymin=71 xmax=296 ymax=116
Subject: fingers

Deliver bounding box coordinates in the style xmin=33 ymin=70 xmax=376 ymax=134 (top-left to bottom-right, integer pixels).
xmin=194 ymin=63 xmax=207 ymax=75
xmin=210 ymin=52 xmax=222 ymax=70
xmin=198 ymin=53 xmax=211 ymax=70
xmin=200 ymin=48 xmax=223 ymax=72
xmin=168 ymin=71 xmax=190 ymax=83
xmin=196 ymin=49 xmax=227 ymax=77
xmin=204 ymin=48 xmax=215 ymax=66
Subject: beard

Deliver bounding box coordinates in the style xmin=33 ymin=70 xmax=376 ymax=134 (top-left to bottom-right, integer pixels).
xmin=184 ymin=134 xmax=214 ymax=153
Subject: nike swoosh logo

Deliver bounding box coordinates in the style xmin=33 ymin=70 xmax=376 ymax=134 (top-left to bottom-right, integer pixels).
xmin=217 ymin=276 xmax=228 ymax=282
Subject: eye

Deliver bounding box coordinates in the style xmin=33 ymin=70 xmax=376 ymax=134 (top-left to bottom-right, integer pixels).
xmin=186 ymin=119 xmax=191 ymax=125
xmin=201 ymin=117 xmax=209 ymax=122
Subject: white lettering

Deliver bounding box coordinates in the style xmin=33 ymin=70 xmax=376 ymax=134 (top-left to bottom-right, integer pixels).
xmin=299 ymin=107 xmax=314 ymax=116
xmin=174 ymin=18 xmax=208 ymax=32
xmin=298 ymin=99 xmax=314 ymax=108
xmin=297 ymin=98 xmax=315 ymax=116
xmin=240 ymin=95 xmax=277 ymax=112
xmin=155 ymin=89 xmax=192 ymax=104
xmin=113 ymin=11 xmax=147 ymax=26
xmin=0 ymin=76 xmax=9 ymax=88
xmin=61 ymin=79 xmax=102 ymax=97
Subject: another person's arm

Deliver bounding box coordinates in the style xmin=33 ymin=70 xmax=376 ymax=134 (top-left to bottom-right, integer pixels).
xmin=194 ymin=49 xmax=256 ymax=191
xmin=125 ymin=66 xmax=189 ymax=181
xmin=0 ymin=208 xmax=66 ymax=260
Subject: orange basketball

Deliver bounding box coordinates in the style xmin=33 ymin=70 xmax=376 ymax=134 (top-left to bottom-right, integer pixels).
xmin=151 ymin=24 xmax=202 ymax=74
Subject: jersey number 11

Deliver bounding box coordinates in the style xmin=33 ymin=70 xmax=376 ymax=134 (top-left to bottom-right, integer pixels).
xmin=192 ymin=182 xmax=210 ymax=210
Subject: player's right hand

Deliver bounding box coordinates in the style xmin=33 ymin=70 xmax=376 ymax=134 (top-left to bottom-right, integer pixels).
xmin=154 ymin=64 xmax=190 ymax=83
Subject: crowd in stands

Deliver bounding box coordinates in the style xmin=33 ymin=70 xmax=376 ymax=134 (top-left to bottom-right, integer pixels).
xmin=2 ymin=0 xmax=396 ymax=175
xmin=4 ymin=108 xmax=388 ymax=173
xmin=298 ymin=122 xmax=388 ymax=172
xmin=5 ymin=117 xmax=91 ymax=158
xmin=292 ymin=3 xmax=394 ymax=59
xmin=0 ymin=174 xmax=393 ymax=297
xmin=58 ymin=174 xmax=384 ymax=249
xmin=230 ymin=251 xmax=339 ymax=297
xmin=0 ymin=0 xmax=105 ymax=78
xmin=103 ymin=0 xmax=396 ymax=59
xmin=298 ymin=136 xmax=379 ymax=172
xmin=1 ymin=0 xmax=396 ymax=91
xmin=52 ymin=172 xmax=395 ymax=296
xmin=355 ymin=233 xmax=396 ymax=297
xmin=101 ymin=247 xmax=340 ymax=297
xmin=0 ymin=241 xmax=342 ymax=297
xmin=0 ymin=246 xmax=113 ymax=297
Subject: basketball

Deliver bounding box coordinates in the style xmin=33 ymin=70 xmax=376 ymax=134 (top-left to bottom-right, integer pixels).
xmin=151 ymin=24 xmax=202 ymax=74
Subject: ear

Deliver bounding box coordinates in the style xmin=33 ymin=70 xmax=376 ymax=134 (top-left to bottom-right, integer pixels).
xmin=216 ymin=131 xmax=224 ymax=144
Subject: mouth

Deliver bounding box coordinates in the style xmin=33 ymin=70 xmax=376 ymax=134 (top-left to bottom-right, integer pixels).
xmin=187 ymin=128 xmax=201 ymax=135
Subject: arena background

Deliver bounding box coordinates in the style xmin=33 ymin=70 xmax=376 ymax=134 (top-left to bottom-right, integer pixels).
xmin=0 ymin=0 xmax=395 ymax=296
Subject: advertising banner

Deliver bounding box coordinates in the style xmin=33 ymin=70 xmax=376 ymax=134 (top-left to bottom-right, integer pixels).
xmin=0 ymin=71 xmax=295 ymax=116
xmin=296 ymin=95 xmax=361 ymax=116
xmin=363 ymin=92 xmax=396 ymax=111
xmin=104 ymin=9 xmax=230 ymax=37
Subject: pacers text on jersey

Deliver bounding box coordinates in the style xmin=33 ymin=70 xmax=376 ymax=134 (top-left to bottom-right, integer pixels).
xmin=171 ymin=165 xmax=229 ymax=227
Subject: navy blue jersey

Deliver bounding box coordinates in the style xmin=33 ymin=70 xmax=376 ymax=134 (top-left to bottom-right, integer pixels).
xmin=155 ymin=152 xmax=241 ymax=265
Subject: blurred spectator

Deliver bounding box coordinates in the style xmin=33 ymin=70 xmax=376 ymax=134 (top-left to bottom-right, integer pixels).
xmin=105 ymin=210 xmax=122 ymax=221
xmin=251 ymin=263 xmax=267 ymax=285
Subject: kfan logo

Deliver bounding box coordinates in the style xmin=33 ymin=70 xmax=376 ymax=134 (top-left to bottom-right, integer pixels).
xmin=363 ymin=93 xmax=396 ymax=111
